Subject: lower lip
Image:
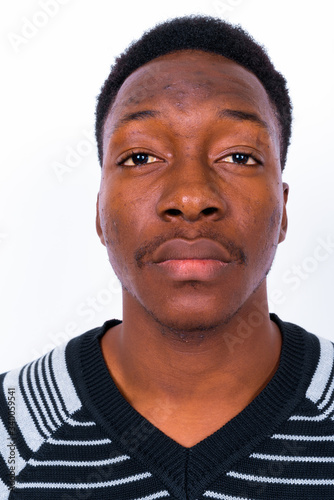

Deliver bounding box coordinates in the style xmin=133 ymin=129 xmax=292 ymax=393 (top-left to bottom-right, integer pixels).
xmin=155 ymin=259 xmax=229 ymax=281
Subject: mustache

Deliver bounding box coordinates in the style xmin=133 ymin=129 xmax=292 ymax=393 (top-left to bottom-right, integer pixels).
xmin=134 ymin=228 xmax=247 ymax=268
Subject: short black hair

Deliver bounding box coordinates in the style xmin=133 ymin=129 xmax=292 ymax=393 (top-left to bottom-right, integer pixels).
xmin=95 ymin=15 xmax=292 ymax=169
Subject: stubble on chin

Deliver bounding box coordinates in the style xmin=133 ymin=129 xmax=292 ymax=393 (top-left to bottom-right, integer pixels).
xmin=144 ymin=298 xmax=244 ymax=343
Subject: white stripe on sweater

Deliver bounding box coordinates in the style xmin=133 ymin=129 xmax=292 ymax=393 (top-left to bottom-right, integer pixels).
xmin=227 ymin=470 xmax=334 ymax=485
xmin=289 ymin=414 xmax=326 ymax=421
xmin=272 ymin=433 xmax=334 ymax=442
xmin=132 ymin=491 xmax=170 ymax=500
xmin=66 ymin=417 xmax=96 ymax=426
xmin=3 ymin=368 xmax=44 ymax=452
xmin=43 ymin=352 xmax=68 ymax=422
xmin=46 ymin=437 xmax=112 ymax=446
xmin=28 ymin=455 xmax=129 ymax=467
xmin=15 ymin=472 xmax=152 ymax=489
xmin=0 ymin=416 xmax=26 ymax=473
xmin=51 ymin=344 xmax=81 ymax=414
xmin=318 ymin=376 xmax=334 ymax=410
xmin=319 ymin=399 xmax=334 ymax=419
xmin=22 ymin=363 xmax=51 ymax=438
xmin=306 ymin=337 xmax=333 ymax=404
xmin=37 ymin=355 xmax=62 ymax=427
xmin=29 ymin=359 xmax=57 ymax=432
xmin=204 ymin=493 xmax=253 ymax=499
xmin=290 ymin=398 xmax=334 ymax=422
xmin=250 ymin=452 xmax=334 ymax=462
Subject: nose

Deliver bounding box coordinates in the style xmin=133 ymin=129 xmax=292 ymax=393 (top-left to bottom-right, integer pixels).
xmin=156 ymin=158 xmax=227 ymax=222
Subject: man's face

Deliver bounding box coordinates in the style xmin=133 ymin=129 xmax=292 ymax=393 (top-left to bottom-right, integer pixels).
xmin=97 ymin=50 xmax=288 ymax=332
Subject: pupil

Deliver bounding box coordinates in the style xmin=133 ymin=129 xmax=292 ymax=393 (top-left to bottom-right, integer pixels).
xmin=132 ymin=153 xmax=148 ymax=165
xmin=233 ymin=153 xmax=249 ymax=164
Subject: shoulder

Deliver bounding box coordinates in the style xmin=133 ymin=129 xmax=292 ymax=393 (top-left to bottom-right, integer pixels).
xmin=0 ymin=338 xmax=82 ymax=454
xmin=0 ymin=321 xmax=123 ymax=495
xmin=303 ymin=333 xmax=334 ymax=417
xmin=0 ymin=320 xmax=119 ymax=452
xmin=275 ymin=314 xmax=334 ymax=421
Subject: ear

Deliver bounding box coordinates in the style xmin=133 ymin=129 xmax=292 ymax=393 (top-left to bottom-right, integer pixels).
xmin=278 ymin=182 xmax=289 ymax=244
xmin=96 ymin=193 xmax=106 ymax=246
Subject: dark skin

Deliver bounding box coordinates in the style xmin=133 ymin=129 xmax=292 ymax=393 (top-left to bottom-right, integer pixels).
xmin=96 ymin=50 xmax=289 ymax=447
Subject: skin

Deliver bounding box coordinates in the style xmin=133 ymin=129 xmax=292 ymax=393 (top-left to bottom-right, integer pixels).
xmin=96 ymin=50 xmax=289 ymax=447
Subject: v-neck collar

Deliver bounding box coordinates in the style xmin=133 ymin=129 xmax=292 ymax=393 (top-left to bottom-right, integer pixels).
xmin=67 ymin=314 xmax=317 ymax=499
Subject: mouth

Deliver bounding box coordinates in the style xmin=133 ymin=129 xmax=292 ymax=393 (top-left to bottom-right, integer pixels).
xmin=151 ymin=238 xmax=233 ymax=281
xmin=155 ymin=258 xmax=228 ymax=281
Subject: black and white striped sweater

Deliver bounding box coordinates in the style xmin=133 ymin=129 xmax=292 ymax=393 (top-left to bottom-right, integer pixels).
xmin=1 ymin=314 xmax=334 ymax=499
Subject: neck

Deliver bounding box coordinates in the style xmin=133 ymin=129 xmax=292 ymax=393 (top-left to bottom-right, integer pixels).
xmin=101 ymin=284 xmax=281 ymax=413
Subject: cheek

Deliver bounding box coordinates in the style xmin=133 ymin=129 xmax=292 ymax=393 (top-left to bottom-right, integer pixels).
xmin=109 ymin=180 xmax=160 ymax=237
xmin=254 ymin=196 xmax=283 ymax=262
xmin=235 ymin=186 xmax=282 ymax=251
xmin=99 ymin=186 xmax=148 ymax=264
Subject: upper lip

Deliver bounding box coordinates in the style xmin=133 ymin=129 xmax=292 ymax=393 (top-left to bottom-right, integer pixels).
xmin=152 ymin=238 xmax=233 ymax=263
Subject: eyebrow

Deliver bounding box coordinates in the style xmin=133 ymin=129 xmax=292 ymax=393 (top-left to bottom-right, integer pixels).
xmin=113 ymin=110 xmax=161 ymax=131
xmin=217 ymin=108 xmax=270 ymax=132
xmin=111 ymin=107 xmax=269 ymax=134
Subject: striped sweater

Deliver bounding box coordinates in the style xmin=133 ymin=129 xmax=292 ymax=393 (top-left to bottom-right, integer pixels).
xmin=1 ymin=314 xmax=334 ymax=499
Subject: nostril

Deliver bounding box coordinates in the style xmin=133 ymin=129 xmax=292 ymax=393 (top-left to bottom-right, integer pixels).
xmin=166 ymin=208 xmax=182 ymax=216
xmin=202 ymin=207 xmax=218 ymax=216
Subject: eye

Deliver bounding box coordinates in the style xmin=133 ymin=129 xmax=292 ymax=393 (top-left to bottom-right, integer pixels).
xmin=119 ymin=152 xmax=160 ymax=167
xmin=222 ymin=153 xmax=258 ymax=166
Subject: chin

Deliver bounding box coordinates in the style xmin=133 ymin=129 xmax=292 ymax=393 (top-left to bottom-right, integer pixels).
xmin=146 ymin=305 xmax=236 ymax=337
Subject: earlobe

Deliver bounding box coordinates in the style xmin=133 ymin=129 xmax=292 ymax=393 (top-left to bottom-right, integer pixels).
xmin=278 ymin=182 xmax=289 ymax=244
xmin=96 ymin=194 xmax=106 ymax=246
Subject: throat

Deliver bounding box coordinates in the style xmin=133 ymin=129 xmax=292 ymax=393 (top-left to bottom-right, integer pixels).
xmin=100 ymin=316 xmax=282 ymax=447
xmin=133 ymin=399 xmax=248 ymax=448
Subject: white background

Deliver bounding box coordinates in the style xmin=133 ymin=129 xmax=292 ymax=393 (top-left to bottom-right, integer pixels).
xmin=0 ymin=0 xmax=333 ymax=372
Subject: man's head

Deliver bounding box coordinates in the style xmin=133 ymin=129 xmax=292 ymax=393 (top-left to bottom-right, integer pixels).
xmin=95 ymin=15 xmax=292 ymax=169
xmin=95 ymin=17 xmax=290 ymax=335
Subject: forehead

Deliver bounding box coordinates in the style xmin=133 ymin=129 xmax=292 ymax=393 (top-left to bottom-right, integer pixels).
xmin=103 ymin=50 xmax=279 ymax=147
